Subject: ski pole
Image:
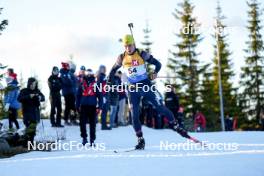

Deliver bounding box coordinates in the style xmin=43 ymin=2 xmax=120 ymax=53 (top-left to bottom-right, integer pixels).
xmin=41 ymin=117 xmax=46 ymax=141
xmin=128 ymin=23 xmax=136 ymax=47
xmin=55 ymin=126 xmax=59 ymax=141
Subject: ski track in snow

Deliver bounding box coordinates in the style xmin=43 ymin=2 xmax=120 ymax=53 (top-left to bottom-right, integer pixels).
xmin=1 ymin=146 xmax=264 ymax=163
xmin=1 ymin=119 xmax=264 ymax=176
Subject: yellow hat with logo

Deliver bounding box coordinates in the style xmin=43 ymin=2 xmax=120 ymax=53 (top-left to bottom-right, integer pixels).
xmin=122 ymin=34 xmax=134 ymax=45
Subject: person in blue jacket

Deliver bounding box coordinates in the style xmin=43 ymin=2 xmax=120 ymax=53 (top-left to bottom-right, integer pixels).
xmin=76 ymin=69 xmax=102 ymax=146
xmin=4 ymin=71 xmax=21 ymax=130
xmin=60 ymin=62 xmax=78 ymax=125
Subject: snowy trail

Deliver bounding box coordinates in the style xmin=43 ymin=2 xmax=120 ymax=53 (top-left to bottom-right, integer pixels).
xmin=1 ymin=149 xmax=264 ymax=163
xmin=1 ymin=120 xmax=264 ymax=176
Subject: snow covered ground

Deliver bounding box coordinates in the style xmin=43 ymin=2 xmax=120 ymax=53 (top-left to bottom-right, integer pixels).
xmin=0 ymin=120 xmax=264 ymax=176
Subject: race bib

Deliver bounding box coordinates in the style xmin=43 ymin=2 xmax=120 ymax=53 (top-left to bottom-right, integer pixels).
xmin=122 ymin=51 xmax=148 ymax=83
xmin=126 ymin=64 xmax=146 ymax=77
xmin=125 ymin=65 xmax=148 ymax=83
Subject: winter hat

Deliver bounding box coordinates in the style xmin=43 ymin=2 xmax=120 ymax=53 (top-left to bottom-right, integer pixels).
xmin=7 ymin=68 xmax=14 ymax=74
xmin=52 ymin=66 xmax=59 ymax=74
xmin=53 ymin=66 xmax=59 ymax=71
xmin=99 ymin=65 xmax=106 ymax=73
xmin=61 ymin=62 xmax=70 ymax=70
xmin=80 ymin=66 xmax=86 ymax=71
xmin=122 ymin=34 xmax=134 ymax=46
xmin=27 ymin=77 xmax=37 ymax=89
xmin=99 ymin=65 xmax=105 ymax=70
xmin=87 ymin=68 xmax=94 ymax=75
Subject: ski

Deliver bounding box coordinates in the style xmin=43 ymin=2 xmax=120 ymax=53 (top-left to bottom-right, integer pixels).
xmin=187 ymin=136 xmax=207 ymax=147
xmin=113 ymin=148 xmax=140 ymax=153
xmin=175 ymin=126 xmax=207 ymax=147
xmin=188 ymin=136 xmax=202 ymax=144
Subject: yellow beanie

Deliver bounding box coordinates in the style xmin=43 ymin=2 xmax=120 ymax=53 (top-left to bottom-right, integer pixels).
xmin=122 ymin=34 xmax=134 ymax=45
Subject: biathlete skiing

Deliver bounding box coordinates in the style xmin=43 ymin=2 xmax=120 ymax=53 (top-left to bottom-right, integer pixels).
xmin=108 ymin=31 xmax=201 ymax=150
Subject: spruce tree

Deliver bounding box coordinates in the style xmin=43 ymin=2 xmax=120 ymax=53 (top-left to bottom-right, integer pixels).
xmin=240 ymin=0 xmax=264 ymax=122
xmin=0 ymin=64 xmax=8 ymax=119
xmin=141 ymin=20 xmax=153 ymax=53
xmin=0 ymin=8 xmax=8 ymax=35
xmin=141 ymin=20 xmax=155 ymax=76
xmin=167 ymin=0 xmax=206 ymax=117
xmin=0 ymin=8 xmax=8 ymax=118
xmin=200 ymin=71 xmax=220 ymax=130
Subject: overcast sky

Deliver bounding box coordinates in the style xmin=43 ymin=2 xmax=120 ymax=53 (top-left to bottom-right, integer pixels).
xmin=0 ymin=0 xmax=263 ymax=103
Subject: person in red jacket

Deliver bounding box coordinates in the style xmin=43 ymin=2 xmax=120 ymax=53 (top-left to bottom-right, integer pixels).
xmin=194 ymin=110 xmax=206 ymax=132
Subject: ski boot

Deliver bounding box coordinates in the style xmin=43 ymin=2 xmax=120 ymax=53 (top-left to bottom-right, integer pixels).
xmin=101 ymin=125 xmax=111 ymax=130
xmin=64 ymin=120 xmax=72 ymax=126
xmin=56 ymin=124 xmax=64 ymax=128
xmin=90 ymin=140 xmax=95 ymax=147
xmin=82 ymin=138 xmax=88 ymax=146
xmin=71 ymin=120 xmax=79 ymax=126
xmin=135 ymin=137 xmax=145 ymax=150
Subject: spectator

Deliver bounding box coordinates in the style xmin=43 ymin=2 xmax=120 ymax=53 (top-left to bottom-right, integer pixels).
xmin=18 ymin=77 xmax=45 ymax=146
xmin=76 ymin=69 xmax=102 ymax=146
xmin=48 ymin=66 xmax=63 ymax=127
xmin=194 ymin=110 xmax=206 ymax=132
xmin=6 ymin=68 xmax=18 ymax=85
xmin=60 ymin=62 xmax=78 ymax=125
xmin=4 ymin=70 xmax=21 ymax=130
xmin=225 ymin=114 xmax=234 ymax=131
